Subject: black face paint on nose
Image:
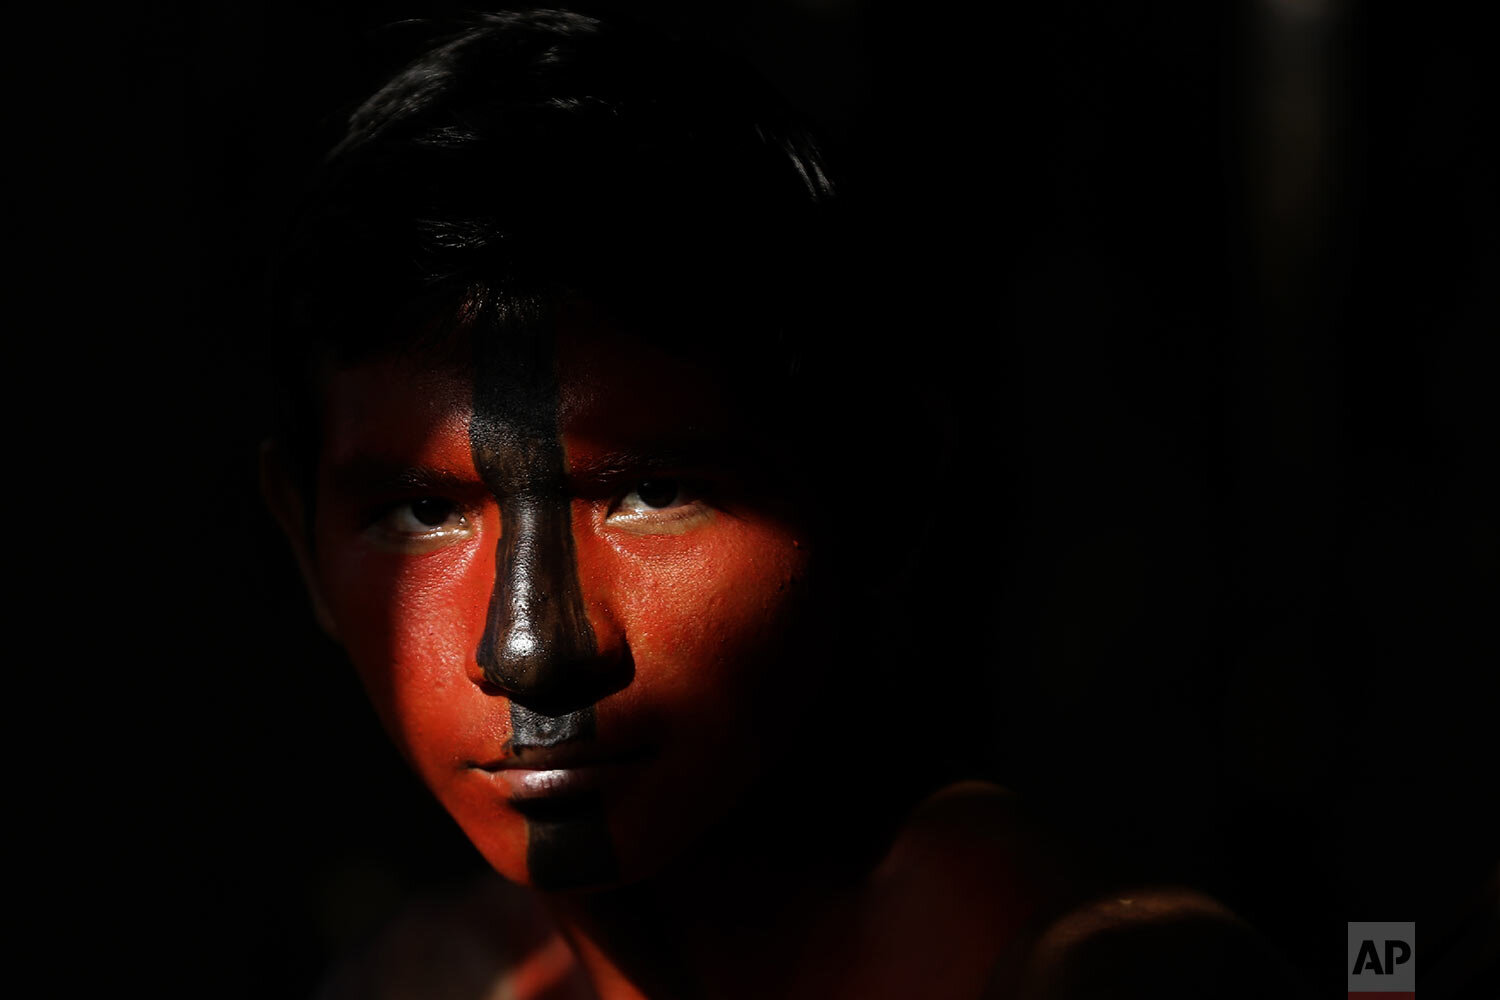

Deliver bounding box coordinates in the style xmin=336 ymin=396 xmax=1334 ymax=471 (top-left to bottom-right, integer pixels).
xmin=471 ymin=324 xmax=598 ymax=707
xmin=470 ymin=318 xmax=619 ymax=888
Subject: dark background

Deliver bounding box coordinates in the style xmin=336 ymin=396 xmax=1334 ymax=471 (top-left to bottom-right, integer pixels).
xmin=39 ymin=1 xmax=1495 ymax=996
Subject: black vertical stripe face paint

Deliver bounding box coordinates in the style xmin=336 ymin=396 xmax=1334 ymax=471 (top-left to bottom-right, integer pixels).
xmin=471 ymin=323 xmax=597 ymax=704
xmin=514 ymin=795 xmax=619 ymax=889
xmin=469 ymin=320 xmax=620 ymax=888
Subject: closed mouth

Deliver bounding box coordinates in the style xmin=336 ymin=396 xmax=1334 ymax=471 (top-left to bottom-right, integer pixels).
xmin=468 ymin=744 xmax=655 ymax=802
xmin=469 ymin=742 xmax=653 ymax=773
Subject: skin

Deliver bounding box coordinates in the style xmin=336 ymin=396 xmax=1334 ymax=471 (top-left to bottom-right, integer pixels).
xmin=266 ymin=302 xmax=1060 ymax=996
xmin=266 ymin=304 xmax=1306 ymax=998
xmin=290 ymin=303 xmax=829 ymax=892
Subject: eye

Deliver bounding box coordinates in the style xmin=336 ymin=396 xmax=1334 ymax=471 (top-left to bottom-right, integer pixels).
xmin=628 ymin=480 xmax=686 ymax=510
xmin=367 ymin=497 xmax=477 ymax=552
xmin=605 ymin=479 xmax=713 ymax=535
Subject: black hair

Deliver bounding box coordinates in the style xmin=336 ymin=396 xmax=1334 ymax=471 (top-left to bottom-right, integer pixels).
xmin=272 ymin=6 xmax=852 ymax=472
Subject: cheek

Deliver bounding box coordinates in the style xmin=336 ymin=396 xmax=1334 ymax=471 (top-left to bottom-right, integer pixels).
xmin=578 ymin=511 xmax=812 ymax=709
xmin=315 ymin=509 xmax=535 ymax=884
xmin=316 ymin=515 xmax=500 ymax=767
xmin=573 ymin=511 xmax=816 ymax=875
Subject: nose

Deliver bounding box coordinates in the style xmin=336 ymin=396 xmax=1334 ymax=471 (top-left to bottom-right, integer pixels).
xmin=474 ymin=496 xmax=629 ymax=713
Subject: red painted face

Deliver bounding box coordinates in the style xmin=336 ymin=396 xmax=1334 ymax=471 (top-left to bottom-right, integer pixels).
xmin=309 ymin=310 xmax=820 ymax=888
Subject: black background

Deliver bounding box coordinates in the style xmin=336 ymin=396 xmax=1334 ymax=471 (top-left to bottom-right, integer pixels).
xmin=30 ymin=1 xmax=1496 ymax=996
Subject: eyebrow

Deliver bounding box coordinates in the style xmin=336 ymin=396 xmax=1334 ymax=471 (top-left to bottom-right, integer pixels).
xmin=564 ymin=439 xmax=764 ymax=482
xmin=325 ymin=457 xmax=483 ymax=496
xmin=326 ymin=436 xmax=771 ymax=499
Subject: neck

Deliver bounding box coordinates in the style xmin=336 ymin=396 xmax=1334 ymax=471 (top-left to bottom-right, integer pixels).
xmin=542 ymin=757 xmax=936 ymax=1000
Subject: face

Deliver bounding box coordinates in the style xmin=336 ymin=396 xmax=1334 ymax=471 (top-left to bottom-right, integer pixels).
xmin=302 ymin=306 xmax=825 ymax=889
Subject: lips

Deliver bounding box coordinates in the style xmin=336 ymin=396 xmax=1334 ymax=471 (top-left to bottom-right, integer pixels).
xmin=468 ymin=744 xmax=654 ymax=801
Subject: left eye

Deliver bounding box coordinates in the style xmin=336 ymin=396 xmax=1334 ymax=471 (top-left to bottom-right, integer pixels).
xmin=622 ymin=480 xmax=687 ymax=511
xmin=606 ymin=479 xmax=711 ymax=535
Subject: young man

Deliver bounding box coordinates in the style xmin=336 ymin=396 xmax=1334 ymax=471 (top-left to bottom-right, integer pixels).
xmin=264 ymin=10 xmax=1311 ymax=997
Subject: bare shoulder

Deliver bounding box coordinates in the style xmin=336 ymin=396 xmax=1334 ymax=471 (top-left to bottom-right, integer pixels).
xmin=877 ymin=780 xmax=1068 ymax=920
xmin=1009 ymin=886 xmax=1315 ymax=999
xmin=831 ymin=781 xmax=1069 ymax=999
xmin=316 ymin=873 xmax=592 ymax=1000
xmin=872 ymin=784 xmax=1314 ymax=999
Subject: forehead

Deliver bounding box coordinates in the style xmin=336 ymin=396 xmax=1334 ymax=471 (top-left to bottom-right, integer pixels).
xmin=550 ymin=308 xmax=738 ymax=444
xmin=316 ymin=314 xmax=744 ymax=468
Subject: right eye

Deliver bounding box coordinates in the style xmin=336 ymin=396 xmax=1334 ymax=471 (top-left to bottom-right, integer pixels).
xmin=366 ymin=497 xmax=477 ymax=552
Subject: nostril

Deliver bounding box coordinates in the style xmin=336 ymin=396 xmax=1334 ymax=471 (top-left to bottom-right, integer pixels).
xmin=474 ymin=637 xmax=636 ymax=714
xmin=474 ymin=677 xmax=507 ymax=698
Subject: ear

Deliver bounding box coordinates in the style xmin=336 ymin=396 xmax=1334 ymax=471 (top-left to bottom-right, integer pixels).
xmin=259 ymin=439 xmax=341 ymax=642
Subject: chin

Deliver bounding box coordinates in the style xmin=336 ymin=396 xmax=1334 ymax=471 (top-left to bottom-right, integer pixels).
xmin=481 ymin=804 xmax=719 ymax=893
xmin=454 ymin=800 xmax=641 ymax=892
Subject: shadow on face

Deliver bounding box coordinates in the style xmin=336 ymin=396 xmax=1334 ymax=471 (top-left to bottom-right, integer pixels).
xmin=272 ymin=303 xmax=855 ymax=891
